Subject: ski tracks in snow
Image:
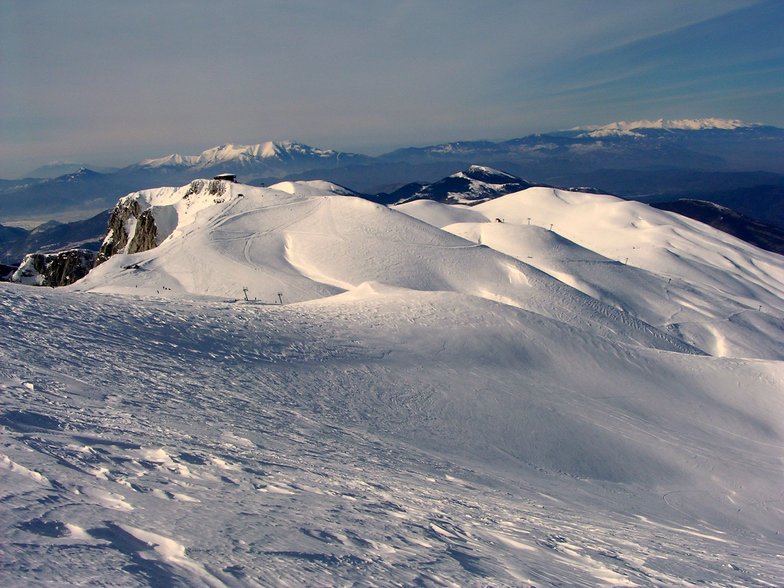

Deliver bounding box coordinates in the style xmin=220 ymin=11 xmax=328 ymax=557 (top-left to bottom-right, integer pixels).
xmin=1 ymin=286 xmax=783 ymax=586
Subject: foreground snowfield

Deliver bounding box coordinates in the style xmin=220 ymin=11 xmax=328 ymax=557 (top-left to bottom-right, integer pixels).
xmin=2 ymin=181 xmax=783 ymax=586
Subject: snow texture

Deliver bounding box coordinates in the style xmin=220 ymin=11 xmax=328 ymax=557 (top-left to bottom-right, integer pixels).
xmin=1 ymin=180 xmax=783 ymax=586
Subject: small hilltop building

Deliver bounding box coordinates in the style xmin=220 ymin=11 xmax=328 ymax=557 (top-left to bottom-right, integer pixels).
xmin=213 ymin=173 xmax=237 ymax=183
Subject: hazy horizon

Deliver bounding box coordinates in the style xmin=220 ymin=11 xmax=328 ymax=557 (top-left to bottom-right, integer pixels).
xmin=2 ymin=0 xmax=782 ymax=178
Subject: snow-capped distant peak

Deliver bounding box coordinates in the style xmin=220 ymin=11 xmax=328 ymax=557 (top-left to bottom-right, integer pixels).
xmin=573 ymin=118 xmax=756 ymax=137
xmin=459 ymin=165 xmax=520 ymax=182
xmin=137 ymin=153 xmax=198 ymax=168
xmin=136 ymin=141 xmax=339 ymax=169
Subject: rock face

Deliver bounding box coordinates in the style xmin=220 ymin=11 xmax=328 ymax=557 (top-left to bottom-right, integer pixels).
xmin=127 ymin=209 xmax=158 ymax=255
xmin=95 ymin=199 xmax=144 ymax=265
xmin=95 ymin=179 xmax=226 ymax=267
xmin=11 ymin=249 xmax=96 ymax=287
xmin=0 ymin=263 xmax=16 ymax=281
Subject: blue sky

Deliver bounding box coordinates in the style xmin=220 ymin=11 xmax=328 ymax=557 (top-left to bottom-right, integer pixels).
xmin=1 ymin=0 xmax=781 ymax=177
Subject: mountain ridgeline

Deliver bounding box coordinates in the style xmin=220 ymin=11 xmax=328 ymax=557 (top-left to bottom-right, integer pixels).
xmin=3 ymin=163 xmax=784 ymax=281
xmin=39 ymin=176 xmax=779 ymax=362
xmin=3 ymin=172 xmax=784 ymax=584
xmin=2 ymin=119 xmax=784 ymax=228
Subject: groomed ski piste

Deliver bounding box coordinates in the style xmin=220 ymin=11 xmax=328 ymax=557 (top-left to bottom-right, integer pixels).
xmin=2 ymin=179 xmax=783 ymax=586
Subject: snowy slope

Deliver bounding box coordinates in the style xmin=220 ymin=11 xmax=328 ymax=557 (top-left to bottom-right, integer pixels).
xmin=1 ymin=283 xmax=782 ymax=586
xmin=76 ymin=180 xmax=694 ymax=354
xmin=397 ymin=188 xmax=784 ymax=360
xmin=2 ymin=178 xmax=784 ymax=585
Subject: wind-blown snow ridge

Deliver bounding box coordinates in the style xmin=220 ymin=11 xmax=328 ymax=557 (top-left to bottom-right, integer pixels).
xmin=573 ymin=118 xmax=756 ymax=137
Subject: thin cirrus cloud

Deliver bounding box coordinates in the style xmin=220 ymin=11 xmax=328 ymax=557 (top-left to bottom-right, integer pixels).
xmin=0 ymin=0 xmax=776 ymax=177
xmin=511 ymin=0 xmax=783 ymax=126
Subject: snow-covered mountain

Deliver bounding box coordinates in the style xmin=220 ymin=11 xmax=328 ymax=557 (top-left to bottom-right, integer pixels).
xmin=73 ymin=178 xmax=784 ymax=360
xmin=2 ymin=178 xmax=783 ymax=585
xmin=3 ymin=177 xmax=784 ymax=584
xmin=4 ymin=121 xmax=784 ymax=224
xmin=397 ymin=188 xmax=784 ymax=360
xmin=65 ymin=175 xmax=781 ymax=362
xmin=572 ymin=118 xmax=755 ymax=137
xmin=132 ymin=141 xmax=371 ymax=176
xmin=390 ymin=165 xmax=536 ymax=205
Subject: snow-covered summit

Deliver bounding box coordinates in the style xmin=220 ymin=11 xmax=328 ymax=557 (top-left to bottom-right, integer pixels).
xmin=77 ymin=178 xmax=705 ymax=354
xmin=137 ymin=141 xmax=342 ymax=169
xmin=459 ymin=165 xmax=520 ymax=182
xmin=574 ymin=118 xmax=756 ymax=137
xmin=394 ymin=165 xmax=534 ymax=205
xmin=269 ymin=179 xmax=359 ymax=197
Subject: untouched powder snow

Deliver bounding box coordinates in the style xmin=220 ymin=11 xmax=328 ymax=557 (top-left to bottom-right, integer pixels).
xmin=2 ymin=179 xmax=783 ymax=585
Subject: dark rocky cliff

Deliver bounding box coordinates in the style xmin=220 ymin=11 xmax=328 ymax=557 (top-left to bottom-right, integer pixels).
xmin=11 ymin=249 xmax=97 ymax=287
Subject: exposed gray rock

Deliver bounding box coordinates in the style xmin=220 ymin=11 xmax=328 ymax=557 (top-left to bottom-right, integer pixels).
xmin=127 ymin=209 xmax=158 ymax=254
xmin=95 ymin=199 xmax=142 ymax=266
xmin=95 ymin=179 xmax=217 ymax=268
xmin=11 ymin=249 xmax=96 ymax=287
xmin=184 ymin=179 xmax=226 ymax=198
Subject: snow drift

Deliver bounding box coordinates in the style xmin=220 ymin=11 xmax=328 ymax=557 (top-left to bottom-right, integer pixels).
xmin=77 ymin=179 xmax=697 ymax=354
xmin=397 ymin=187 xmax=784 ymax=360
xmin=2 ymin=178 xmax=783 ymax=585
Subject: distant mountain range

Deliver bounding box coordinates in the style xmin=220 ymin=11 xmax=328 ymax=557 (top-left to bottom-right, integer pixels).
xmin=23 ymin=161 xmax=119 ymax=179
xmin=0 ymin=210 xmax=109 ymax=265
xmin=2 ymin=119 xmax=783 ymax=229
xmin=3 ymin=163 xmax=783 ymax=268
xmin=129 ymin=141 xmax=372 ymax=177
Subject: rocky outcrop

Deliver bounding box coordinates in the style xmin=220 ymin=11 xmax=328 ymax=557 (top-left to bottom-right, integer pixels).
xmin=95 ymin=199 xmax=142 ymax=265
xmin=11 ymin=249 xmax=96 ymax=287
xmin=1 ymin=263 xmax=16 ymax=281
xmin=94 ymin=179 xmax=225 ymax=267
xmin=127 ymin=209 xmax=158 ymax=254
xmin=184 ymin=179 xmax=227 ymax=199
